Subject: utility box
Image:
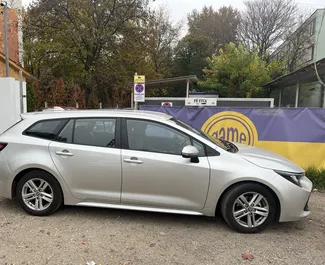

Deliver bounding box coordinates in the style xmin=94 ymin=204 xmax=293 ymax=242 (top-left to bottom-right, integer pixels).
xmin=0 ymin=77 xmax=26 ymax=134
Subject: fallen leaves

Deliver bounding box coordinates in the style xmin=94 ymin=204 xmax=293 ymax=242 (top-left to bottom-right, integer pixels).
xmin=242 ymin=252 xmax=254 ymax=261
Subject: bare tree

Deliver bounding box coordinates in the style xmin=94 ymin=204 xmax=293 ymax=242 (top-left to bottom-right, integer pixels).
xmin=282 ymin=9 xmax=315 ymax=72
xmin=188 ymin=6 xmax=240 ymax=54
xmin=240 ymin=0 xmax=298 ymax=57
xmin=7 ymin=0 xmax=21 ymax=8
xmin=146 ymin=6 xmax=182 ymax=77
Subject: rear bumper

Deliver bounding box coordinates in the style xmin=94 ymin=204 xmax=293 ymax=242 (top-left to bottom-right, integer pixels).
xmin=0 ymin=152 xmax=13 ymax=198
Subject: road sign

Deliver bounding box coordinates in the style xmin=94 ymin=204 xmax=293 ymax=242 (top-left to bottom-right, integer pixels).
xmin=134 ymin=75 xmax=145 ymax=83
xmin=161 ymin=102 xmax=173 ymax=107
xmin=185 ymin=98 xmax=217 ymax=107
xmin=134 ymin=84 xmax=145 ymax=102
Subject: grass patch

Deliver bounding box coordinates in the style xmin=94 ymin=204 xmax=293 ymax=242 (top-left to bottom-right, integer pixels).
xmin=304 ymin=166 xmax=325 ymax=191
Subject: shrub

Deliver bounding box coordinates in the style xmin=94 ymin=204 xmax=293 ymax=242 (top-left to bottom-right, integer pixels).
xmin=304 ymin=166 xmax=325 ymax=191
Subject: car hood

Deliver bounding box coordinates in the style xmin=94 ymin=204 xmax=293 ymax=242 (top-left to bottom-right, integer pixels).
xmin=233 ymin=142 xmax=304 ymax=173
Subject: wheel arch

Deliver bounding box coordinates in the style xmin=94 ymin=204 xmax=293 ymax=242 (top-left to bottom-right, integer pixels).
xmin=11 ymin=168 xmax=64 ymax=202
xmin=215 ymin=180 xmax=281 ymax=222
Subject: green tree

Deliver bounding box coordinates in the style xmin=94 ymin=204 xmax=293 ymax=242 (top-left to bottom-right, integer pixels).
xmin=188 ymin=6 xmax=240 ymax=54
xmin=173 ymin=35 xmax=212 ymax=79
xmin=23 ymin=0 xmax=152 ymax=107
xmin=26 ymin=84 xmax=36 ymax=112
xmin=200 ymin=43 xmax=278 ymax=98
xmin=52 ymin=79 xmax=68 ymax=106
xmin=68 ymin=85 xmax=86 ymax=109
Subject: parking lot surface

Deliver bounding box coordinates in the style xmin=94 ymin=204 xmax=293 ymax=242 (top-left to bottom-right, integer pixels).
xmin=0 ymin=192 xmax=325 ymax=265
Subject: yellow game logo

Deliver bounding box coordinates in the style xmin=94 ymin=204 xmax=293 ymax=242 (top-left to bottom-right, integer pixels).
xmin=201 ymin=111 xmax=259 ymax=146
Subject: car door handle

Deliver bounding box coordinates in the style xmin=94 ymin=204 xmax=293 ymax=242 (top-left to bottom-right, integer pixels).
xmin=55 ymin=150 xmax=74 ymax=157
xmin=123 ymin=157 xmax=143 ymax=164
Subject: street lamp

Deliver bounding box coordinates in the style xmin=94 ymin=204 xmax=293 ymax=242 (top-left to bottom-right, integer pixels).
xmin=1 ymin=1 xmax=9 ymax=77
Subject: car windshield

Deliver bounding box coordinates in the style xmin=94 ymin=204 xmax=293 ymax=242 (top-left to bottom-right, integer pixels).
xmin=170 ymin=118 xmax=230 ymax=151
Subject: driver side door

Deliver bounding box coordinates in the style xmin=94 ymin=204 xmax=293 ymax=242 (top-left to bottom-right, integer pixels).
xmin=121 ymin=119 xmax=210 ymax=211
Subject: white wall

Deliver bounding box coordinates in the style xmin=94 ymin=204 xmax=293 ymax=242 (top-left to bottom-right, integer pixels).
xmin=0 ymin=77 xmax=27 ymax=134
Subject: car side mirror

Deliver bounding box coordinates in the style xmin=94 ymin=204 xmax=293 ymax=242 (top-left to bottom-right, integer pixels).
xmin=182 ymin=145 xmax=199 ymax=160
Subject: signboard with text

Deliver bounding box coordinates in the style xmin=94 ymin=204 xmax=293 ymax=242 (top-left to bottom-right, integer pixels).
xmin=134 ymin=75 xmax=145 ymax=83
xmin=134 ymin=84 xmax=145 ymax=102
xmin=185 ymin=98 xmax=217 ymax=107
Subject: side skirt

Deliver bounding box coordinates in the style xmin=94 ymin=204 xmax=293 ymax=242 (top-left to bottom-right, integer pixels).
xmin=76 ymin=202 xmax=204 ymax=216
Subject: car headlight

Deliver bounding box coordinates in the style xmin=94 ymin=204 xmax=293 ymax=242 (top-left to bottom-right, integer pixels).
xmin=274 ymin=170 xmax=304 ymax=187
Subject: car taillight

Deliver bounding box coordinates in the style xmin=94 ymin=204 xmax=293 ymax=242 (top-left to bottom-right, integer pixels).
xmin=0 ymin=143 xmax=7 ymax=151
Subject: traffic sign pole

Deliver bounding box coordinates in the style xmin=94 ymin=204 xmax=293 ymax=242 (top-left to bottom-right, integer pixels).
xmin=134 ymin=74 xmax=145 ymax=109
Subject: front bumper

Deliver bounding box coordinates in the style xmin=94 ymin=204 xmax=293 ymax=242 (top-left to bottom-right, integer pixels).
xmin=273 ymin=175 xmax=313 ymax=222
xmin=303 ymin=190 xmax=312 ymax=211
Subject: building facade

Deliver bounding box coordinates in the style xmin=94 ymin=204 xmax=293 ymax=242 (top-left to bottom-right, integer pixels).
xmin=272 ymin=9 xmax=325 ymax=72
xmin=0 ymin=1 xmax=24 ymax=66
xmin=0 ymin=51 xmax=29 ymax=81
xmin=266 ymin=9 xmax=325 ymax=108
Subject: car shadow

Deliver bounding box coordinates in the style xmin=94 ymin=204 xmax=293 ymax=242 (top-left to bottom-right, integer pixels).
xmin=0 ymin=198 xmax=308 ymax=234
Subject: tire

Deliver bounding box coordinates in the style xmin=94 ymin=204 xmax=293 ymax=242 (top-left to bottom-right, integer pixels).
xmin=221 ymin=183 xmax=276 ymax=233
xmin=16 ymin=170 xmax=63 ymax=216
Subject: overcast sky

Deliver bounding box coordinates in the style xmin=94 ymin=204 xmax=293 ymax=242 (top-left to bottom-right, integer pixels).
xmin=22 ymin=0 xmax=325 ymax=31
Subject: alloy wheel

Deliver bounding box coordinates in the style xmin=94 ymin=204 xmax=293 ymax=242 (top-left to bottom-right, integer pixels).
xmin=21 ymin=178 xmax=54 ymax=211
xmin=232 ymin=192 xmax=269 ymax=228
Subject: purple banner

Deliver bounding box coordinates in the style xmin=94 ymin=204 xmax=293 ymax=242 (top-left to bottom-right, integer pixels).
xmin=140 ymin=106 xmax=325 ymax=143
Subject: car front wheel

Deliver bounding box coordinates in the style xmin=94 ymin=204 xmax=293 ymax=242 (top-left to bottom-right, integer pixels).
xmin=221 ymin=183 xmax=276 ymax=233
xmin=16 ymin=170 xmax=63 ymax=216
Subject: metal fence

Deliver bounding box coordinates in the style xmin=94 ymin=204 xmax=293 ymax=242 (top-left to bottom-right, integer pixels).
xmin=139 ymin=97 xmax=274 ymax=108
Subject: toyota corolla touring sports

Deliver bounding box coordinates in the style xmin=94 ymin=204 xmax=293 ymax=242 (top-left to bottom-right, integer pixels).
xmin=0 ymin=110 xmax=312 ymax=233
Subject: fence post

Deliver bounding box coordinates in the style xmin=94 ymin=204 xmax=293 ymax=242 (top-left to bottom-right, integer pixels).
xmin=186 ymin=79 xmax=190 ymax=98
xmin=19 ymin=71 xmax=24 ymax=113
xmin=131 ymin=92 xmax=134 ymax=109
xmin=295 ymin=81 xmax=300 ymax=108
xmin=323 ymin=80 xmax=325 ymax=108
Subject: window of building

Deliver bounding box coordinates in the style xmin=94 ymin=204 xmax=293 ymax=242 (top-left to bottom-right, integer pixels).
xmin=270 ymin=88 xmax=281 ymax=107
xmin=299 ymin=82 xmax=324 ymax=108
xmin=24 ymin=119 xmax=68 ymax=140
xmin=308 ymin=19 xmax=316 ymax=36
xmin=281 ymin=85 xmax=296 ymax=107
xmin=302 ymin=44 xmax=315 ymax=63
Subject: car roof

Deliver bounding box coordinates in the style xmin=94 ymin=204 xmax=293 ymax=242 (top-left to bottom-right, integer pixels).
xmin=21 ymin=109 xmax=172 ymax=121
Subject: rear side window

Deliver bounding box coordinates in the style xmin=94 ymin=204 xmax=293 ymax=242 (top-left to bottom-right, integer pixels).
xmin=24 ymin=119 xmax=67 ymax=140
xmin=56 ymin=120 xmax=74 ymax=143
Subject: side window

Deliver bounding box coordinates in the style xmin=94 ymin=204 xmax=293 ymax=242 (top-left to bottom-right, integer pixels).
xmin=56 ymin=120 xmax=74 ymax=143
xmin=73 ymin=119 xmax=116 ymax=148
xmin=193 ymin=140 xmax=205 ymax=157
xmin=126 ymin=120 xmax=191 ymax=155
xmin=24 ymin=119 xmax=67 ymax=140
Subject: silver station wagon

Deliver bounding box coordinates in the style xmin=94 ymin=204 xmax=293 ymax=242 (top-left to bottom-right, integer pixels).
xmin=0 ymin=110 xmax=312 ymax=233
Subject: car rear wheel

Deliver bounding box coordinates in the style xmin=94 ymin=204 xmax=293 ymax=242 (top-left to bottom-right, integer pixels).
xmin=16 ymin=170 xmax=63 ymax=216
xmin=221 ymin=183 xmax=276 ymax=233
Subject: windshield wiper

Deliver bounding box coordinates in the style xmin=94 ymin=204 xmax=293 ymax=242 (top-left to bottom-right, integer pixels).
xmin=220 ymin=139 xmax=238 ymax=153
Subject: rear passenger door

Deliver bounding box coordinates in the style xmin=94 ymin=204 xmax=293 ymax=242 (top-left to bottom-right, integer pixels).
xmin=49 ymin=118 xmax=122 ymax=203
